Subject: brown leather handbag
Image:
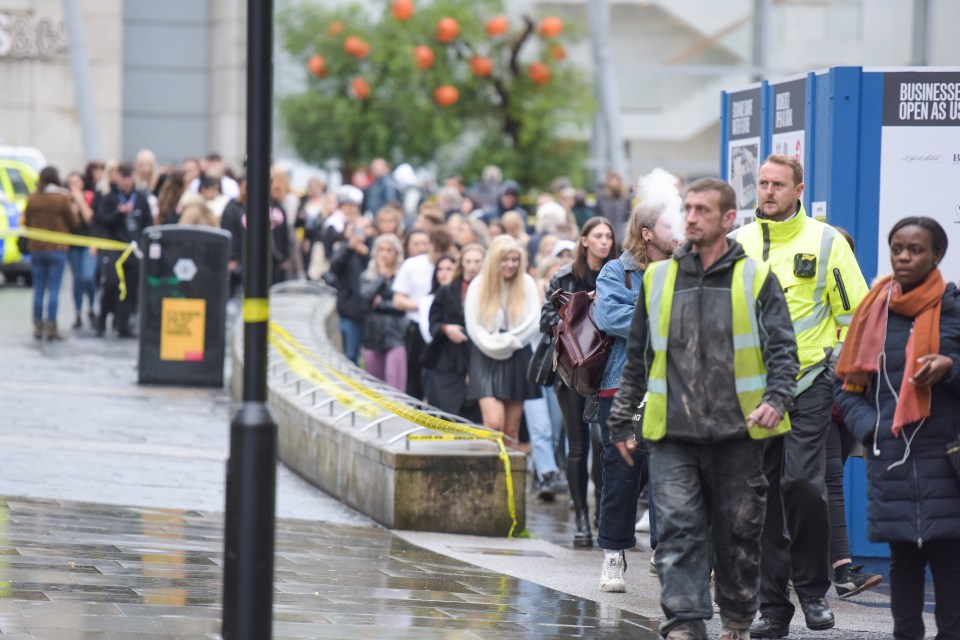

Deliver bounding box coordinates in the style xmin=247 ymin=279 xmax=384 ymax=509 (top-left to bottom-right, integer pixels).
xmin=550 ymin=289 xmax=614 ymax=397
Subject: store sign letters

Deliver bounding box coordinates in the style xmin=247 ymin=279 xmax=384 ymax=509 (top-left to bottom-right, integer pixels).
xmin=0 ymin=11 xmax=68 ymax=60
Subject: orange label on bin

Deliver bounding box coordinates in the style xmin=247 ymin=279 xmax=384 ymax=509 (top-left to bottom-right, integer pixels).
xmin=160 ymin=298 xmax=206 ymax=362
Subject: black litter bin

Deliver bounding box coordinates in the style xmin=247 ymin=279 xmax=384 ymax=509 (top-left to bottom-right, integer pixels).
xmin=137 ymin=225 xmax=232 ymax=387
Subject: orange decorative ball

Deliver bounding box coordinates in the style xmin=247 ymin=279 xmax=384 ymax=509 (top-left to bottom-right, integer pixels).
xmin=539 ymin=16 xmax=564 ymax=38
xmin=549 ymin=43 xmax=566 ymax=60
xmin=470 ymin=56 xmax=493 ymax=77
xmin=344 ymin=36 xmax=369 ymax=58
xmin=307 ymin=54 xmax=327 ymax=77
xmin=486 ymin=16 xmax=509 ymax=36
xmin=413 ymin=45 xmax=435 ymax=70
xmin=436 ymin=17 xmax=459 ymax=43
xmin=351 ymin=77 xmax=371 ymax=100
xmin=327 ymin=21 xmax=344 ymax=36
xmin=392 ymin=0 xmax=414 ymax=21
xmin=527 ymin=61 xmax=551 ymax=84
xmin=433 ymin=85 xmax=459 ymax=107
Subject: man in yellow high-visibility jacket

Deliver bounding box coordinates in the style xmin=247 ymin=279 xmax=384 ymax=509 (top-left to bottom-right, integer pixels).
xmin=608 ymin=178 xmax=799 ymax=640
xmin=733 ymin=155 xmax=869 ymax=639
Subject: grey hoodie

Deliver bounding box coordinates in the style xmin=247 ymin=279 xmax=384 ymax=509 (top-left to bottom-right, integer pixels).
xmin=608 ymin=240 xmax=798 ymax=444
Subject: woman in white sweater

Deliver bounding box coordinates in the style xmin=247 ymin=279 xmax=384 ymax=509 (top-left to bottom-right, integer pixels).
xmin=464 ymin=235 xmax=542 ymax=442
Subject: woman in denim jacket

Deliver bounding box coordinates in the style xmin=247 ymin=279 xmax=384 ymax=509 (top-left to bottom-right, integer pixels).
xmin=593 ymin=198 xmax=679 ymax=592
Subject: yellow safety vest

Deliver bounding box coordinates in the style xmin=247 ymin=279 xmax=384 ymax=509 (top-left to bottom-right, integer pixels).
xmin=733 ymin=206 xmax=866 ymax=374
xmin=641 ymin=257 xmax=792 ymax=441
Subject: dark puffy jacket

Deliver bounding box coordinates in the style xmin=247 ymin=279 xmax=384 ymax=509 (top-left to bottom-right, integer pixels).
xmin=608 ymin=241 xmax=798 ymax=444
xmin=360 ymin=273 xmax=406 ymax=352
xmin=835 ymin=283 xmax=960 ymax=546
xmin=329 ymin=244 xmax=370 ymax=321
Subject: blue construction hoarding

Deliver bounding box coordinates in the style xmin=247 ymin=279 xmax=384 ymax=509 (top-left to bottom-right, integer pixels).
xmin=721 ymin=66 xmax=960 ymax=558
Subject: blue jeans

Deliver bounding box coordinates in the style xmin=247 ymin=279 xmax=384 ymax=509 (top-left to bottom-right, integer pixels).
xmin=67 ymin=245 xmax=97 ymax=314
xmin=650 ymin=437 xmax=767 ymax=637
xmin=339 ymin=317 xmax=365 ymax=365
xmin=524 ymin=384 xmax=563 ymax=477
xmin=597 ymin=396 xmax=658 ymax=551
xmin=31 ymin=251 xmax=67 ymax=323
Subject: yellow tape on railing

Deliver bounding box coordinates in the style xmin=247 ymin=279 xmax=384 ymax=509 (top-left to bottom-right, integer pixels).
xmin=268 ymin=321 xmax=519 ymax=537
xmin=268 ymin=332 xmax=379 ymax=419
xmin=4 ymin=227 xmax=138 ymax=300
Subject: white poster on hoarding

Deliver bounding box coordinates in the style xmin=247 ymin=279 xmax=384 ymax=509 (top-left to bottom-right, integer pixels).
xmin=726 ymin=86 xmax=762 ymax=225
xmin=878 ymin=72 xmax=960 ymax=281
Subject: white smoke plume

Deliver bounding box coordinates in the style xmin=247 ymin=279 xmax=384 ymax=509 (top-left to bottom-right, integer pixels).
xmin=637 ymin=168 xmax=685 ymax=243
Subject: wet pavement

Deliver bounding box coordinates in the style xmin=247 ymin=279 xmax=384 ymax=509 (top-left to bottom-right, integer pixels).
xmin=0 ymin=496 xmax=657 ymax=639
xmin=0 ymin=283 xmax=657 ymax=638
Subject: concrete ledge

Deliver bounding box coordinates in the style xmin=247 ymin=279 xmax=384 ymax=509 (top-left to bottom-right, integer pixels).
xmin=230 ymin=282 xmax=526 ymax=536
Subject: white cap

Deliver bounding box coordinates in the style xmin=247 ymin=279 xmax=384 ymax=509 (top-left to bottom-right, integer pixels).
xmin=552 ymin=239 xmax=576 ymax=257
xmin=393 ymin=163 xmax=417 ymax=189
xmin=336 ymin=184 xmax=364 ymax=205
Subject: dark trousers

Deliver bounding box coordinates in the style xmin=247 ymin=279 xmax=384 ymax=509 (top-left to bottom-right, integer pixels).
xmin=97 ymin=252 xmax=139 ymax=334
xmin=826 ymin=417 xmax=855 ymax=564
xmin=759 ymin=371 xmax=832 ymax=618
xmin=404 ymin=321 xmax=425 ymax=400
xmin=556 ymin=384 xmax=600 ymax=512
xmin=650 ymin=437 xmax=767 ymax=638
xmin=889 ymin=539 xmax=960 ymax=640
xmin=597 ymin=396 xmax=658 ymax=551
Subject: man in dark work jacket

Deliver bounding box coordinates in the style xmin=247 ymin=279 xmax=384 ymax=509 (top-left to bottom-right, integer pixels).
xmin=94 ymin=161 xmax=151 ymax=337
xmin=607 ymin=178 xmax=798 ymax=640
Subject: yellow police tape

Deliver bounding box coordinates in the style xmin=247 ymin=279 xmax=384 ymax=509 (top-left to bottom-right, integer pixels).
xmin=4 ymin=227 xmax=139 ymax=301
xmin=268 ymin=321 xmax=519 ymax=537
xmin=268 ymin=331 xmax=379 ymax=419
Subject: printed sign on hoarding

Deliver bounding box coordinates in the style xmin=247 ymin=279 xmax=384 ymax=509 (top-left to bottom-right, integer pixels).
xmin=771 ymin=78 xmax=806 ymax=173
xmin=726 ymin=87 xmax=762 ymax=224
xmin=878 ymin=71 xmax=960 ymax=280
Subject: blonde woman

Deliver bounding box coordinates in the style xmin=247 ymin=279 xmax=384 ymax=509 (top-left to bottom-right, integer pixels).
xmin=359 ymin=234 xmax=407 ymax=391
xmin=464 ymin=235 xmax=541 ymax=441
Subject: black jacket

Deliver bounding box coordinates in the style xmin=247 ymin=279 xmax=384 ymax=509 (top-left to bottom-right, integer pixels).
xmin=608 ymin=241 xmax=798 ymax=443
xmin=329 ymin=244 xmax=370 ymax=321
xmin=359 ymin=273 xmax=406 ymax=351
xmin=421 ymin=277 xmax=470 ymax=374
xmin=221 ymin=199 xmax=245 ymax=266
xmin=835 ymin=283 xmax=960 ymax=545
xmin=95 ymin=186 xmax=152 ymax=246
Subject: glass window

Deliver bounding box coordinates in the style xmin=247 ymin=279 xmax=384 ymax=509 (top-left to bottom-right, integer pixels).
xmin=7 ymin=168 xmax=29 ymax=197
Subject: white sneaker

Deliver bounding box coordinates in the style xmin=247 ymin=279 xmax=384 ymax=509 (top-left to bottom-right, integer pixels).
xmin=635 ymin=510 xmax=650 ymax=532
xmin=599 ymin=552 xmax=626 ymax=592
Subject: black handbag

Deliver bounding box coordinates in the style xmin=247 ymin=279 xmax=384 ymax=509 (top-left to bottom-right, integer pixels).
xmin=17 ymin=234 xmax=29 ymax=255
xmin=526 ymin=335 xmax=555 ymax=386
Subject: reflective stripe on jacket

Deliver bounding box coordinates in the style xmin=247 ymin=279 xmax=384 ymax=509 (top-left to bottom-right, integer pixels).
xmin=732 ymin=204 xmax=868 ymax=372
xmin=641 ymin=256 xmax=792 ymax=441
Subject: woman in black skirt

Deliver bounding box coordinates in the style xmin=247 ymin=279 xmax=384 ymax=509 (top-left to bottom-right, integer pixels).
xmin=541 ymin=216 xmax=617 ymax=546
xmin=464 ymin=235 xmax=542 ymax=443
xmin=421 ymin=244 xmax=486 ymax=419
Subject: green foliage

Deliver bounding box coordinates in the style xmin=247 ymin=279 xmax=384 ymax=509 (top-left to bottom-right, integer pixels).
xmin=278 ymin=0 xmax=595 ymax=189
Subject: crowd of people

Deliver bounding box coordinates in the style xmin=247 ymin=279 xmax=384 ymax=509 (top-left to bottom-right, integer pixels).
xmin=19 ymin=149 xmax=959 ymax=640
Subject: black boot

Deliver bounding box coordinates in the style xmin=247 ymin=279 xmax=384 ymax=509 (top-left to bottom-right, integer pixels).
xmin=574 ymin=508 xmax=593 ymax=548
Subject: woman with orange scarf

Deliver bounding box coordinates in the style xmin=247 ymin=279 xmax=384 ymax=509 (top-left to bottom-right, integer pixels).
xmin=835 ymin=216 xmax=960 ymax=640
